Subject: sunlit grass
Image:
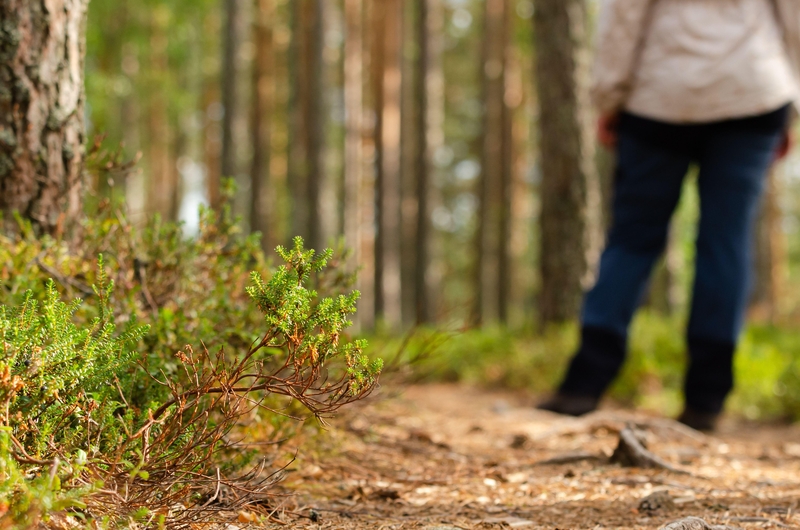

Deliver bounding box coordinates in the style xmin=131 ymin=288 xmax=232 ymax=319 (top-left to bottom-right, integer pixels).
xmin=366 ymin=310 xmax=800 ymax=422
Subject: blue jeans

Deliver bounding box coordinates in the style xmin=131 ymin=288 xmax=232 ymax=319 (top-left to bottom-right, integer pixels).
xmin=559 ymin=106 xmax=790 ymax=413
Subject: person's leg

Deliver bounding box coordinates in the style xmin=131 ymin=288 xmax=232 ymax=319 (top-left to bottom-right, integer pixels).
xmin=544 ymin=115 xmax=693 ymax=413
xmin=683 ymin=122 xmax=785 ymax=424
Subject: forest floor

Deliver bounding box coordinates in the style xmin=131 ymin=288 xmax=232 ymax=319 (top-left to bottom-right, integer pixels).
xmin=236 ymin=384 xmax=800 ymax=530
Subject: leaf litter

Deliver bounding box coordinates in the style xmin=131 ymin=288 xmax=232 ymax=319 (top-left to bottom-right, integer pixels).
xmin=218 ymin=384 xmax=800 ymax=529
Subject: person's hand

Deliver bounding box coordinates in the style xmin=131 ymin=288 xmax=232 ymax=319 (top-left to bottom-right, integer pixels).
xmin=597 ymin=112 xmax=620 ymax=149
xmin=775 ymin=128 xmax=795 ymax=161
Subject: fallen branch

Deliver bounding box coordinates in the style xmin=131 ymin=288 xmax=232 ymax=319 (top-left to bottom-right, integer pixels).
xmin=642 ymin=418 xmax=710 ymax=446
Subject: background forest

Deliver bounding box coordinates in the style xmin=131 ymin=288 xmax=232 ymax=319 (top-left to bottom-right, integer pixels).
xmin=3 ymin=0 xmax=800 ymax=526
xmin=80 ymin=0 xmax=800 ymax=418
xmin=83 ymin=0 xmax=800 ymax=330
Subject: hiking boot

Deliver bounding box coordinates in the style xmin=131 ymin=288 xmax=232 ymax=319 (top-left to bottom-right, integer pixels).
xmin=677 ymin=406 xmax=719 ymax=432
xmin=536 ymin=393 xmax=599 ymax=417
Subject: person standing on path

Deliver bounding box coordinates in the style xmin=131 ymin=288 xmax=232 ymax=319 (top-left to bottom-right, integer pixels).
xmin=538 ymin=0 xmax=800 ymax=430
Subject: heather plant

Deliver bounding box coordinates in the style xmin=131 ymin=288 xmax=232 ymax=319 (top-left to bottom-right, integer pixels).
xmin=0 ymin=259 xmax=147 ymax=458
xmin=0 ymin=227 xmax=381 ymax=527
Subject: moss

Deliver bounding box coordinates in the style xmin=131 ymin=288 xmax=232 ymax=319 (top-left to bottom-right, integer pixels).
xmin=0 ymin=128 xmax=17 ymax=150
xmin=62 ymin=143 xmax=75 ymax=161
xmin=46 ymin=112 xmax=63 ymax=131
xmin=0 ymin=153 xmax=14 ymax=177
xmin=13 ymin=79 xmax=29 ymax=104
xmin=0 ymin=20 xmax=20 ymax=48
xmin=0 ymin=84 xmax=12 ymax=105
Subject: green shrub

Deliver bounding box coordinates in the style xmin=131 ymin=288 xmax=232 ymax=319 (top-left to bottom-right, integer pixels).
xmin=0 ymin=219 xmax=380 ymax=527
xmin=1 ymin=261 xmax=147 ymax=457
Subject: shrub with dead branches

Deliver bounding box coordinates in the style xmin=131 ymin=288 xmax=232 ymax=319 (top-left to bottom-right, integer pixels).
xmin=0 ymin=238 xmax=381 ymax=528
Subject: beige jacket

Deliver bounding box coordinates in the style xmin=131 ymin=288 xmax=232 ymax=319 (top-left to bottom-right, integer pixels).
xmin=592 ymin=0 xmax=800 ymax=123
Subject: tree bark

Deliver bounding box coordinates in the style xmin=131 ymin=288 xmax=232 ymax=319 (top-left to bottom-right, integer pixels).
xmin=121 ymin=43 xmax=146 ymax=225
xmin=0 ymin=0 xmax=89 ymax=235
xmin=219 ymin=0 xmax=242 ymax=208
xmin=496 ymin=0 xmax=515 ymax=324
xmin=473 ymin=0 xmax=511 ymax=325
xmin=147 ymin=8 xmax=178 ymax=221
xmin=250 ymin=0 xmax=274 ymax=251
xmin=411 ymin=0 xmax=444 ymax=325
xmin=344 ymin=0 xmax=374 ymax=330
xmin=533 ymin=0 xmax=602 ymax=324
xmin=374 ymin=0 xmax=403 ymax=329
xmin=647 ymin=231 xmax=681 ymax=315
xmin=303 ymin=0 xmax=324 ymax=251
xmin=751 ymin=168 xmax=787 ymax=323
xmin=288 ymin=0 xmax=325 ymax=249
xmin=400 ymin=0 xmax=416 ymax=326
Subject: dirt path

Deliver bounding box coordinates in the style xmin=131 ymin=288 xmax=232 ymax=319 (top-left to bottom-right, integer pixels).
xmin=264 ymin=384 xmax=800 ymax=529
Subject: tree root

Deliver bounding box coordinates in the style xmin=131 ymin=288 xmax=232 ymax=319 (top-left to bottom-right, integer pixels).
xmin=659 ymin=517 xmax=741 ymax=530
xmin=535 ymin=451 xmax=604 ymax=466
xmin=611 ymin=424 xmax=691 ymax=475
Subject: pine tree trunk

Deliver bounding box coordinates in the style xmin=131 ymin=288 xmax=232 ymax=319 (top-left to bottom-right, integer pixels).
xmin=647 ymin=231 xmax=681 ymax=315
xmin=220 ymin=0 xmax=241 ymax=207
xmin=306 ymin=0 xmax=328 ymax=252
xmin=147 ymin=10 xmax=177 ymax=220
xmin=751 ymin=169 xmax=787 ymax=323
xmin=412 ymin=0 xmax=443 ymax=325
xmin=121 ymin=45 xmax=145 ymax=224
xmin=288 ymin=0 xmax=325 ymax=249
xmin=400 ymin=0 xmax=416 ymax=327
xmin=374 ymin=0 xmax=403 ymax=329
xmin=496 ymin=0 xmax=515 ymax=324
xmin=0 ymin=0 xmax=89 ymax=235
xmin=250 ymin=0 xmax=274 ymax=251
xmin=344 ymin=0 xmax=374 ymax=330
xmin=533 ymin=0 xmax=601 ymax=324
xmin=474 ymin=0 xmax=510 ymax=325
xmin=288 ymin=1 xmax=307 ymax=241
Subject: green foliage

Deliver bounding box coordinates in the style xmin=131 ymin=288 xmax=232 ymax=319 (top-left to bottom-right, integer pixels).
xmin=0 ymin=428 xmax=93 ymax=527
xmin=392 ymin=311 xmax=800 ymax=421
xmin=386 ymin=325 xmax=575 ymax=391
xmin=0 ymin=210 xmax=379 ymax=526
xmin=0 ymin=260 xmax=148 ymax=457
xmin=0 ymin=259 xmax=142 ymax=527
xmin=246 ymin=237 xmax=381 ymax=397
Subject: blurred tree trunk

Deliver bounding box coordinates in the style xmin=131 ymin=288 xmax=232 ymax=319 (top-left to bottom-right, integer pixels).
xmin=344 ymin=0 xmax=374 ymax=330
xmin=413 ymin=0 xmax=444 ymax=325
xmin=400 ymin=0 xmax=416 ymax=327
xmin=288 ymin=2 xmax=307 ymax=241
xmin=496 ymin=2 xmax=517 ymax=324
xmin=533 ymin=0 xmax=602 ymax=324
xmin=202 ymin=7 xmax=221 ymax=217
xmin=289 ymin=0 xmax=325 ymax=249
xmin=148 ymin=8 xmax=178 ymax=220
xmin=219 ymin=0 xmax=242 ymax=209
xmin=751 ymin=169 xmax=787 ymax=323
xmin=647 ymin=232 xmax=681 ymax=315
xmin=374 ymin=0 xmax=403 ymax=329
xmin=473 ymin=0 xmax=511 ymax=325
xmin=250 ymin=0 xmax=274 ymax=251
xmin=121 ymin=43 xmax=145 ymax=224
xmin=0 ymin=0 xmax=88 ymax=235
